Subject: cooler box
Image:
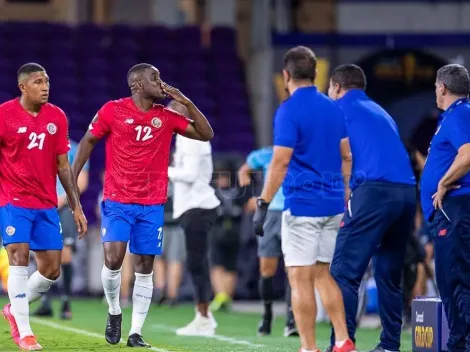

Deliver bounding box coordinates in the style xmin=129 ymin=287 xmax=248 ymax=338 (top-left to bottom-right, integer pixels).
xmin=412 ymin=297 xmax=450 ymax=352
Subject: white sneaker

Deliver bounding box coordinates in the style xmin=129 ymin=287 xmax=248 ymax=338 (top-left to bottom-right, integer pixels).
xmin=176 ymin=312 xmax=216 ymax=337
xmin=208 ymin=311 xmax=218 ymax=329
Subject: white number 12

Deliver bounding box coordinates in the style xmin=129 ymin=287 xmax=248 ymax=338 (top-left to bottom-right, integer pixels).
xmin=27 ymin=132 xmax=46 ymax=150
xmin=135 ymin=125 xmax=153 ymax=141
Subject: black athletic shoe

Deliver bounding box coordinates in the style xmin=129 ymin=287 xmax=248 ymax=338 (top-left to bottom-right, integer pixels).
xmin=127 ymin=333 xmax=150 ymax=348
xmin=257 ymin=315 xmax=272 ymax=336
xmin=60 ymin=300 xmax=72 ymax=320
xmin=324 ymin=346 xmax=333 ymax=352
xmin=283 ymin=322 xmax=299 ymax=337
xmin=368 ymin=346 xmax=399 ymax=352
xmin=32 ymin=304 xmax=53 ymax=317
xmin=105 ymin=313 xmax=122 ymax=345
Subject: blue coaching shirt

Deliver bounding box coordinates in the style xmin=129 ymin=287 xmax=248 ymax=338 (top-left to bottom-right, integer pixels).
xmin=246 ymin=147 xmax=285 ymax=211
xmin=274 ymin=86 xmax=346 ymax=217
xmin=336 ymin=89 xmax=415 ymax=189
xmin=420 ymin=98 xmax=470 ymax=221
xmin=56 ymin=140 xmax=90 ymax=197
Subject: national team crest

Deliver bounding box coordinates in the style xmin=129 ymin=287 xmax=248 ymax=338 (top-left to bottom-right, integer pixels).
xmin=47 ymin=123 xmax=57 ymax=135
xmin=151 ymin=117 xmax=162 ymax=128
xmin=6 ymin=226 xmax=15 ymax=236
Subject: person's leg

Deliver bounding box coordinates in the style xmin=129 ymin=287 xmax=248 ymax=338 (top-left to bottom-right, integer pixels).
xmin=120 ymin=251 xmax=133 ymax=308
xmin=257 ymin=210 xmax=282 ymax=335
xmin=177 ymin=208 xmax=217 ymax=337
xmin=315 ymin=214 xmax=351 ymax=349
xmin=100 ymin=200 xmax=133 ymax=345
xmin=281 ymin=210 xmax=320 ymax=351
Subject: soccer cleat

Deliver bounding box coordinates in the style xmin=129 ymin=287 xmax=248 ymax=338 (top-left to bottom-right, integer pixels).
xmin=324 ymin=346 xmax=333 ymax=352
xmin=209 ymin=292 xmax=232 ymax=312
xmin=3 ymin=303 xmax=20 ymax=344
xmin=283 ymin=323 xmax=299 ymax=337
xmin=127 ymin=333 xmax=151 ymax=348
xmin=367 ymin=347 xmax=398 ymax=352
xmin=60 ymin=300 xmax=72 ymax=320
xmin=257 ymin=315 xmax=272 ymax=336
xmin=105 ymin=313 xmax=122 ymax=345
xmin=18 ymin=335 xmax=42 ymax=351
xmin=176 ymin=312 xmax=215 ymax=337
xmin=333 ymin=339 xmax=358 ymax=352
xmin=32 ymin=303 xmax=53 ymax=318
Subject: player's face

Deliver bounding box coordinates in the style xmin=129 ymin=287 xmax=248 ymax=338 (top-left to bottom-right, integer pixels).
xmin=19 ymin=71 xmax=50 ymax=105
xmin=435 ymin=80 xmax=445 ymax=109
xmin=328 ymin=79 xmax=340 ymax=100
xmin=142 ymin=67 xmax=166 ymax=100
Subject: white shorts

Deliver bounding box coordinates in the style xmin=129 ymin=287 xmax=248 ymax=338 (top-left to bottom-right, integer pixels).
xmin=281 ymin=209 xmax=343 ymax=267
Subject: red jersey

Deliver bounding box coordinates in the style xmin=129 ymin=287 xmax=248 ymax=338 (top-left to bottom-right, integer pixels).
xmin=90 ymin=97 xmax=190 ymax=205
xmin=0 ymin=99 xmax=70 ymax=208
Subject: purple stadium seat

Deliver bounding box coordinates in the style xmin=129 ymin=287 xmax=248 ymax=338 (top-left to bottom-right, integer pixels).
xmin=109 ymin=24 xmax=140 ymax=40
xmin=141 ymin=26 xmax=174 ymax=42
xmin=0 ymin=91 xmax=12 ymax=102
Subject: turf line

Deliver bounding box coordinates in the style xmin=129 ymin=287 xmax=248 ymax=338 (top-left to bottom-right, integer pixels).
xmin=152 ymin=323 xmax=266 ymax=348
xmin=31 ymin=317 xmax=171 ymax=352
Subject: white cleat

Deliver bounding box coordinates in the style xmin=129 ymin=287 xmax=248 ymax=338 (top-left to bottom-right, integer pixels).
xmin=176 ymin=312 xmax=216 ymax=337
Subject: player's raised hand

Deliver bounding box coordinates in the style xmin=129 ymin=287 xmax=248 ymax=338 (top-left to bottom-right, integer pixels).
xmin=160 ymin=81 xmax=190 ymax=106
xmin=73 ymin=208 xmax=88 ymax=239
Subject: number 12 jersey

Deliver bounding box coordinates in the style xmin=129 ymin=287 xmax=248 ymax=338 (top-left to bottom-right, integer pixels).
xmin=90 ymin=97 xmax=190 ymax=205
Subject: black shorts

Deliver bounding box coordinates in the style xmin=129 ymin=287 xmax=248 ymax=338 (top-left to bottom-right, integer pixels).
xmin=59 ymin=207 xmax=77 ymax=251
xmin=210 ymin=221 xmax=240 ymax=272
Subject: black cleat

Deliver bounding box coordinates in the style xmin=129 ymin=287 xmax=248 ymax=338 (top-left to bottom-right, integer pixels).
xmin=257 ymin=315 xmax=272 ymax=336
xmin=324 ymin=346 xmax=333 ymax=352
xmin=283 ymin=322 xmax=299 ymax=337
xmin=127 ymin=333 xmax=151 ymax=348
xmin=105 ymin=313 xmax=122 ymax=345
xmin=368 ymin=347 xmax=399 ymax=352
xmin=60 ymin=300 xmax=72 ymax=320
xmin=32 ymin=304 xmax=53 ymax=317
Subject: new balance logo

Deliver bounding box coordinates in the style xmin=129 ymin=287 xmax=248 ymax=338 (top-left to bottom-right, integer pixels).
xmin=15 ymin=293 xmax=26 ymax=299
xmin=17 ymin=127 xmax=27 ymax=133
xmin=125 ymin=119 xmax=134 ymax=124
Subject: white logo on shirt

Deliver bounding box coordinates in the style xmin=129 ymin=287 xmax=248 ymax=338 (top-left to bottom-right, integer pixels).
xmin=125 ymin=119 xmax=134 ymax=124
xmin=47 ymin=123 xmax=57 ymax=135
xmin=17 ymin=127 xmax=27 ymax=133
xmin=101 ymin=228 xmax=107 ymax=236
xmin=5 ymin=226 xmax=15 ymax=236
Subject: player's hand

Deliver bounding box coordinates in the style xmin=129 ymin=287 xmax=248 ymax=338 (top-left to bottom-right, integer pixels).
xmin=73 ymin=207 xmax=88 ymax=239
xmin=432 ymin=183 xmax=460 ymax=210
xmin=160 ymin=82 xmax=191 ymax=106
xmin=238 ymin=171 xmax=251 ymax=187
xmin=253 ymin=201 xmax=269 ymax=237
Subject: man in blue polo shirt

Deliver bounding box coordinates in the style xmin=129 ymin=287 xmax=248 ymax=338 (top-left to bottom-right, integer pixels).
xmin=33 ymin=139 xmax=90 ymax=320
xmin=327 ymin=64 xmax=416 ymax=352
xmin=420 ymin=64 xmax=470 ymax=352
xmin=253 ymin=46 xmax=355 ymax=352
xmin=238 ymin=146 xmax=298 ymax=337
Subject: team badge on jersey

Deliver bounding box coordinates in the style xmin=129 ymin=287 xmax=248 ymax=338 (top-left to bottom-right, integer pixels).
xmin=5 ymin=226 xmax=15 ymax=236
xmin=47 ymin=123 xmax=57 ymax=135
xmin=151 ymin=117 xmax=162 ymax=128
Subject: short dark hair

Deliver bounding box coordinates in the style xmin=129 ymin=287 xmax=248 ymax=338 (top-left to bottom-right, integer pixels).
xmin=283 ymin=46 xmax=317 ymax=81
xmin=127 ymin=63 xmax=154 ymax=85
xmin=17 ymin=63 xmax=45 ymax=81
xmin=331 ymin=64 xmax=366 ymax=90
xmin=436 ymin=64 xmax=470 ymax=96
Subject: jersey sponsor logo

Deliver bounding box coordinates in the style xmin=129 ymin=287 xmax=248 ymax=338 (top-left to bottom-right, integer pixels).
xmin=151 ymin=117 xmax=162 ymax=128
xmin=17 ymin=127 xmax=27 ymax=133
xmin=47 ymin=123 xmax=57 ymax=135
xmin=125 ymin=119 xmax=134 ymax=124
xmin=5 ymin=226 xmax=15 ymax=236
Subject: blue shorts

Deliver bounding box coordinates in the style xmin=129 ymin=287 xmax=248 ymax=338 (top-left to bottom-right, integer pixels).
xmin=0 ymin=204 xmax=63 ymax=251
xmin=100 ymin=200 xmax=164 ymax=256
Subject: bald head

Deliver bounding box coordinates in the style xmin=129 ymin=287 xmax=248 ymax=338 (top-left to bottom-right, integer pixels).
xmin=167 ymin=100 xmax=189 ymax=118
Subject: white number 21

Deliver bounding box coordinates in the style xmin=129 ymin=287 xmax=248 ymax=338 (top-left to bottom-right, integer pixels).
xmin=27 ymin=132 xmax=46 ymax=150
xmin=135 ymin=125 xmax=153 ymax=141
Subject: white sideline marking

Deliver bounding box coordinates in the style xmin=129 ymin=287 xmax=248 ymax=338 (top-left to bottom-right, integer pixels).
xmin=30 ymin=318 xmax=171 ymax=352
xmin=152 ymin=324 xmax=266 ymax=348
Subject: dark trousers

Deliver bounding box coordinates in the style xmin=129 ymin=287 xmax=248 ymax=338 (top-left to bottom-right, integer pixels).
xmin=180 ymin=208 xmax=218 ymax=304
xmin=330 ymin=182 xmax=416 ymax=350
xmin=429 ymin=195 xmax=470 ymax=352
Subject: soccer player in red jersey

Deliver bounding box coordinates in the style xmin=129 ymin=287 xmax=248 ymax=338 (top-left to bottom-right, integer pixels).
xmin=72 ymin=63 xmax=214 ymax=348
xmin=0 ymin=63 xmax=87 ymax=351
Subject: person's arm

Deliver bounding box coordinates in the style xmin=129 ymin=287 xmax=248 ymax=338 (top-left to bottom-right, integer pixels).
xmin=57 ymin=154 xmax=80 ymax=212
xmin=237 ymin=163 xmax=253 ymax=187
xmin=438 ymin=144 xmax=470 ymax=188
xmin=161 ymin=82 xmax=213 ymax=141
xmin=260 ymin=147 xmax=293 ymax=203
xmin=340 ymin=137 xmax=352 ymax=200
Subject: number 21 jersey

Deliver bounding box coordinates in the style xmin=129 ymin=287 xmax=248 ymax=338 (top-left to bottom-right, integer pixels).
xmin=0 ymin=99 xmax=70 ymax=208
xmin=90 ymin=97 xmax=190 ymax=205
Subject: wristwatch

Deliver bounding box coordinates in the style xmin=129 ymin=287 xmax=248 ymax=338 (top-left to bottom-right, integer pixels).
xmin=257 ymin=197 xmax=270 ymax=208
